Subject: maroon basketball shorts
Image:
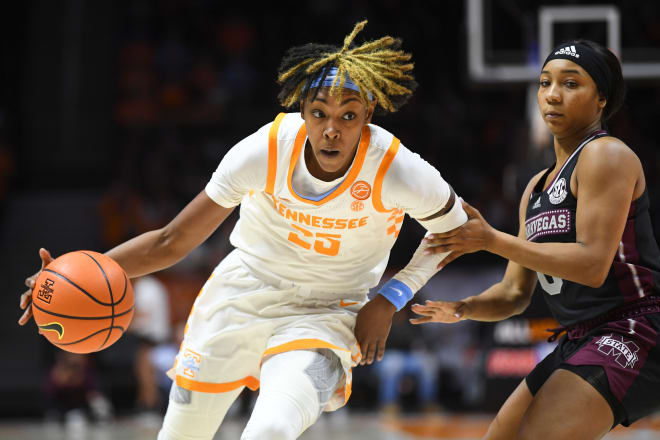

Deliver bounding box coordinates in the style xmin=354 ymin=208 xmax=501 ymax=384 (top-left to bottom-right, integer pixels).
xmin=526 ymin=313 xmax=660 ymax=427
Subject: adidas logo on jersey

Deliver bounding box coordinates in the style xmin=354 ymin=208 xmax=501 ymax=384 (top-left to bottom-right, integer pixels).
xmin=554 ymin=45 xmax=580 ymax=58
xmin=532 ymin=198 xmax=541 ymax=210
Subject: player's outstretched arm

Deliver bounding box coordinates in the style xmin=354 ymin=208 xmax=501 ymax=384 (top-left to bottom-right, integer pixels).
xmin=18 ymin=191 xmax=233 ymax=326
xmin=105 ymin=190 xmax=234 ymax=278
xmin=355 ymin=187 xmax=468 ymax=365
xmin=411 ymin=183 xmax=539 ymax=325
xmin=425 ymin=139 xmax=641 ymax=288
xmin=410 ymin=259 xmax=537 ymax=324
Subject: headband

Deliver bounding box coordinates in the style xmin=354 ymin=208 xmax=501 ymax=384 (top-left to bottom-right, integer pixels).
xmin=308 ymin=66 xmax=374 ymax=100
xmin=542 ymin=43 xmax=612 ymax=100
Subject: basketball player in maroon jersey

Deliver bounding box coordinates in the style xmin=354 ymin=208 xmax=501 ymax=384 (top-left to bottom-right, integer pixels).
xmin=415 ymin=40 xmax=660 ymax=439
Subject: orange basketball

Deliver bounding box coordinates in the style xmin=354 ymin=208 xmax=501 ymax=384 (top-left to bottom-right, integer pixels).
xmin=31 ymin=251 xmax=134 ymax=353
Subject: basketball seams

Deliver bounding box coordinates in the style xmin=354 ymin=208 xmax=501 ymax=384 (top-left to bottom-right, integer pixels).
xmin=43 ymin=268 xmax=116 ymax=306
xmin=53 ymin=325 xmax=127 ymax=346
xmin=32 ymin=300 xmax=134 ymax=320
xmin=81 ymin=252 xmax=115 ymax=350
xmin=108 ymin=272 xmax=129 ymax=305
xmin=34 ymin=250 xmax=134 ymax=353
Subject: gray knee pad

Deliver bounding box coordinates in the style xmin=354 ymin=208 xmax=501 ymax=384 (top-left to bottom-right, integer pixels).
xmin=241 ymin=349 xmax=344 ymax=439
xmin=170 ymin=383 xmax=192 ymax=405
xmin=304 ymin=349 xmax=343 ymax=413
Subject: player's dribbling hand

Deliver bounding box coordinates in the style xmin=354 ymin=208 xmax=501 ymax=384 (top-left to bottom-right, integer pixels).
xmin=423 ymin=200 xmax=494 ymax=269
xmin=409 ymin=299 xmax=471 ymax=324
xmin=354 ymin=294 xmax=396 ymax=365
xmin=19 ymin=248 xmax=53 ymax=326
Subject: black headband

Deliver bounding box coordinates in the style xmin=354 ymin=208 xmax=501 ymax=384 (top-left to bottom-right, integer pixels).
xmin=542 ymin=43 xmax=612 ymax=100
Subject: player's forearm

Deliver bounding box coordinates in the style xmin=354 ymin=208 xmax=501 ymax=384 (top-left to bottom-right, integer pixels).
xmin=378 ymin=237 xmax=443 ymax=310
xmin=487 ymin=230 xmax=609 ymax=288
xmin=380 ymin=197 xmax=468 ymax=310
xmin=462 ymin=280 xmax=530 ymax=322
xmin=105 ymin=228 xmax=186 ymax=278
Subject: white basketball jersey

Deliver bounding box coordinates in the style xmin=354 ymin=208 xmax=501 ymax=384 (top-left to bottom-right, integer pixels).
xmin=205 ymin=112 xmax=454 ymax=293
xmin=229 ymin=113 xmax=404 ymax=292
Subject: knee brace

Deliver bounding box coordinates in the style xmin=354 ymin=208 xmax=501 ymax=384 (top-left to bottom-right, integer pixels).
xmin=240 ymin=349 xmax=343 ymax=440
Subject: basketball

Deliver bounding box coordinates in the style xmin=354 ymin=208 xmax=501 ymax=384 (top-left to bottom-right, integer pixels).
xmin=31 ymin=251 xmax=134 ymax=354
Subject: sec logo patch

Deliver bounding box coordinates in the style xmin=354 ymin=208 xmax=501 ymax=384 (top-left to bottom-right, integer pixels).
xmin=351 ymin=200 xmax=364 ymax=212
xmin=350 ymin=181 xmax=371 ymax=200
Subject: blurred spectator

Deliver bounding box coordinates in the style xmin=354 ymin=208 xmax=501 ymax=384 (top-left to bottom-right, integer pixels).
xmin=98 ymin=179 xmax=148 ymax=248
xmin=130 ymin=275 xmax=171 ymax=418
xmin=0 ymin=134 xmax=16 ymax=224
xmin=43 ymin=352 xmax=113 ymax=424
xmin=416 ymin=270 xmax=498 ymax=409
xmin=375 ymin=304 xmax=438 ymax=415
xmin=150 ymin=321 xmax=185 ymax=397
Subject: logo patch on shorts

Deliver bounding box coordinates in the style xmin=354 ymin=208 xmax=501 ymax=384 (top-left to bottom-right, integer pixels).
xmin=181 ymin=349 xmax=202 ymax=378
xmin=595 ymin=334 xmax=639 ymax=369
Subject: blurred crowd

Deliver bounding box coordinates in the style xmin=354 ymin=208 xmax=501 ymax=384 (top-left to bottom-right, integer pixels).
xmin=2 ymin=0 xmax=660 ymax=430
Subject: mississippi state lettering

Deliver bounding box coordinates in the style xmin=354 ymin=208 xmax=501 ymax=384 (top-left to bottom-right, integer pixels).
xmin=595 ymin=334 xmax=639 ymax=369
xmin=271 ymin=195 xmax=368 ymax=230
xmin=525 ymin=209 xmax=571 ymax=241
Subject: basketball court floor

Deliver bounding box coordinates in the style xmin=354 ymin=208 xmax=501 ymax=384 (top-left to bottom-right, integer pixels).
xmin=1 ymin=410 xmax=659 ymax=439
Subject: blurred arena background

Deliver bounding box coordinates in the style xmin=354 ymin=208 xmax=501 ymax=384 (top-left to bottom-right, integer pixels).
xmin=1 ymin=0 xmax=659 ymax=438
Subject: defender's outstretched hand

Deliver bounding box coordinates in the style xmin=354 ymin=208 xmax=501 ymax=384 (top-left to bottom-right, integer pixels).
xmin=19 ymin=248 xmax=53 ymax=326
xmin=424 ymin=200 xmax=495 ymax=268
xmin=410 ymin=299 xmax=471 ymax=324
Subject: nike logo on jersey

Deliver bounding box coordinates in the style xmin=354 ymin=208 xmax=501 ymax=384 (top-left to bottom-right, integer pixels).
xmin=339 ymin=300 xmax=359 ymax=307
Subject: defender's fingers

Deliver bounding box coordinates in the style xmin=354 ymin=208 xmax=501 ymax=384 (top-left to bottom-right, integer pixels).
xmin=461 ymin=200 xmax=480 ymax=218
xmin=425 ymin=229 xmax=461 ymax=241
xmin=438 ymin=251 xmax=465 ymax=269
xmin=426 ymin=299 xmax=457 ymax=311
xmin=410 ymin=304 xmax=435 ymax=315
xmin=424 ymin=244 xmax=459 ymax=255
xmin=409 ymin=316 xmax=433 ymax=325
xmin=412 ymin=302 xmax=452 ymax=312
xmin=421 ymin=300 xmax=460 ymax=314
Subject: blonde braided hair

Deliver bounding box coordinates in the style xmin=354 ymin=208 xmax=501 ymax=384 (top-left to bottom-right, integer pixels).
xmin=277 ymin=20 xmax=417 ymax=113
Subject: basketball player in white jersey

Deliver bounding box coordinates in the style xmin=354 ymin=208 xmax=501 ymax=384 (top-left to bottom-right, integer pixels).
xmin=20 ymin=21 xmax=466 ymax=439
